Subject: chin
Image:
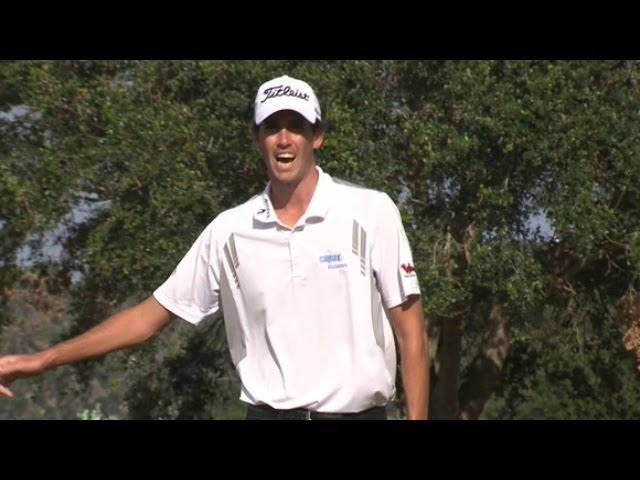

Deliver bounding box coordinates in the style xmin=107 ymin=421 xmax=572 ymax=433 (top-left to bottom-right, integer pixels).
xmin=269 ymin=165 xmax=300 ymax=184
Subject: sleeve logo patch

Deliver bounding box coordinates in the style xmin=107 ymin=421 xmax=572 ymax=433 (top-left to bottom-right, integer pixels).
xmin=400 ymin=263 xmax=416 ymax=274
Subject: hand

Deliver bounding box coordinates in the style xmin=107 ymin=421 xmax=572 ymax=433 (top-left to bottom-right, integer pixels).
xmin=0 ymin=354 xmax=46 ymax=399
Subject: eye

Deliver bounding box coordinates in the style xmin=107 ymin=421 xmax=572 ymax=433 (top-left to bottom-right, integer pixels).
xmin=288 ymin=120 xmax=305 ymax=134
xmin=262 ymin=119 xmax=279 ymax=133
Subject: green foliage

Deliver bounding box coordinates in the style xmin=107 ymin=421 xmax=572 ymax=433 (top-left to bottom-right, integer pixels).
xmin=2 ymin=60 xmax=640 ymax=419
xmin=484 ymin=312 xmax=640 ymax=419
xmin=0 ymin=290 xmax=129 ymax=419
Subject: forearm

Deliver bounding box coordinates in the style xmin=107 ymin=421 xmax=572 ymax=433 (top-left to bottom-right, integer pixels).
xmin=1 ymin=296 xmax=172 ymax=398
xmin=388 ymin=295 xmax=430 ymax=420
xmin=39 ymin=299 xmax=166 ymax=371
xmin=399 ymin=330 xmax=430 ymax=419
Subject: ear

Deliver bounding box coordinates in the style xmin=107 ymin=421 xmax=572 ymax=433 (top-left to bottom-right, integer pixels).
xmin=313 ymin=129 xmax=324 ymax=150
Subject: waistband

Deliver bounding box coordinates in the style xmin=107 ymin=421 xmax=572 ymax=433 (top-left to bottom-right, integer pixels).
xmin=247 ymin=403 xmax=387 ymax=420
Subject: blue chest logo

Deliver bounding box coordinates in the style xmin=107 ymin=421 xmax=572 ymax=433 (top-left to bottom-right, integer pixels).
xmin=319 ymin=252 xmax=347 ymax=270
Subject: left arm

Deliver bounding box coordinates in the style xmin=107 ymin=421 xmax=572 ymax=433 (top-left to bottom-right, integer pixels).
xmin=387 ymin=294 xmax=429 ymax=420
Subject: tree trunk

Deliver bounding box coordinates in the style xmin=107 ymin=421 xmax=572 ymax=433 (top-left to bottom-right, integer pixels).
xmin=430 ymin=315 xmax=463 ymax=419
xmin=458 ymin=302 xmax=509 ymax=420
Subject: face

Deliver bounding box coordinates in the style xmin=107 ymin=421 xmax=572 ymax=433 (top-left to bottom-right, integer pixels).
xmin=252 ymin=110 xmax=324 ymax=187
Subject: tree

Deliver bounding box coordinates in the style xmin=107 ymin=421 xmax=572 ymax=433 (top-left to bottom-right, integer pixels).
xmin=0 ymin=60 xmax=401 ymax=418
xmin=386 ymin=60 xmax=640 ymax=418
xmin=1 ymin=60 xmax=639 ymax=419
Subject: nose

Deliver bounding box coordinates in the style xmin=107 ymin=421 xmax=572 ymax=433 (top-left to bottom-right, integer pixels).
xmin=276 ymin=127 xmax=291 ymax=146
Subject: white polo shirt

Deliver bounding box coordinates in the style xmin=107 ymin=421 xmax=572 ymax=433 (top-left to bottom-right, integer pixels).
xmin=153 ymin=166 xmax=420 ymax=413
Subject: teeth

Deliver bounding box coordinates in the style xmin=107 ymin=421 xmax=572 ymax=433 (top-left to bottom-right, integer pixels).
xmin=276 ymin=153 xmax=295 ymax=162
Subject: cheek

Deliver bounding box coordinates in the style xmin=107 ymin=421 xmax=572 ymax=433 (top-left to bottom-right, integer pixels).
xmin=256 ymin=138 xmax=272 ymax=156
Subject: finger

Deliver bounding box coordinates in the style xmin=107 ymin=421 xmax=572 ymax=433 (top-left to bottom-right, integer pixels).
xmin=0 ymin=383 xmax=14 ymax=399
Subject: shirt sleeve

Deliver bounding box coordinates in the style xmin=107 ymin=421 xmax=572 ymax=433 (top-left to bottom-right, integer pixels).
xmin=153 ymin=221 xmax=221 ymax=325
xmin=371 ymin=192 xmax=421 ymax=309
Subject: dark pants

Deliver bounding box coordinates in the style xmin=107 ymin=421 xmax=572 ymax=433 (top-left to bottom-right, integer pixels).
xmin=245 ymin=403 xmax=387 ymax=420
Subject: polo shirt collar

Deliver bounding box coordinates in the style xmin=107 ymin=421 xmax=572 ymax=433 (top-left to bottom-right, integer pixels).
xmin=253 ymin=166 xmax=332 ymax=225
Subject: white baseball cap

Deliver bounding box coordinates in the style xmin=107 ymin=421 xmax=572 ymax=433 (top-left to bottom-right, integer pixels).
xmin=253 ymin=75 xmax=322 ymax=126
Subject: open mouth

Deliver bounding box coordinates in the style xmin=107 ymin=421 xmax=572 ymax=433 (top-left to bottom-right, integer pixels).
xmin=275 ymin=153 xmax=295 ymax=164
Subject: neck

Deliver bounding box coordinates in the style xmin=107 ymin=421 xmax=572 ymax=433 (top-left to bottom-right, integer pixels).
xmin=269 ymin=165 xmax=319 ymax=225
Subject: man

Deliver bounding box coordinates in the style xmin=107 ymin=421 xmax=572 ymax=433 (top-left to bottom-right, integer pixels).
xmin=0 ymin=75 xmax=429 ymax=420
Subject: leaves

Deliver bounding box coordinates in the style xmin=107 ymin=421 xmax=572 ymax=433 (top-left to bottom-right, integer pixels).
xmin=1 ymin=60 xmax=640 ymax=418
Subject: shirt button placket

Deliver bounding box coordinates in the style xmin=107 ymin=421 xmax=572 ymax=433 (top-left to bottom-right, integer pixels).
xmin=288 ymin=229 xmax=296 ymax=278
xmin=290 ymin=226 xmax=304 ymax=279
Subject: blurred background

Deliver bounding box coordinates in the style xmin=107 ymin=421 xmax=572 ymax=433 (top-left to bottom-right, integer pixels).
xmin=1 ymin=60 xmax=639 ymax=419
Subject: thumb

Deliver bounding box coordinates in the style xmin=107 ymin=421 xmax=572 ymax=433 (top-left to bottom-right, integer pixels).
xmin=0 ymin=355 xmax=18 ymax=398
xmin=0 ymin=383 xmax=14 ymax=399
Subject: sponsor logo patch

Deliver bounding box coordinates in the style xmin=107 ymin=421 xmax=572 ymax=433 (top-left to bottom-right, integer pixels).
xmin=319 ymin=252 xmax=347 ymax=270
xmin=401 ymin=263 xmax=416 ymax=274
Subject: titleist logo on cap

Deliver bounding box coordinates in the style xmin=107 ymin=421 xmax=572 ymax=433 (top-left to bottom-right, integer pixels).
xmin=260 ymin=85 xmax=310 ymax=104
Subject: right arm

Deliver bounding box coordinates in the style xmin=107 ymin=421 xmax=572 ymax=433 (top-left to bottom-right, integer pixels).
xmin=0 ymin=295 xmax=174 ymax=399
